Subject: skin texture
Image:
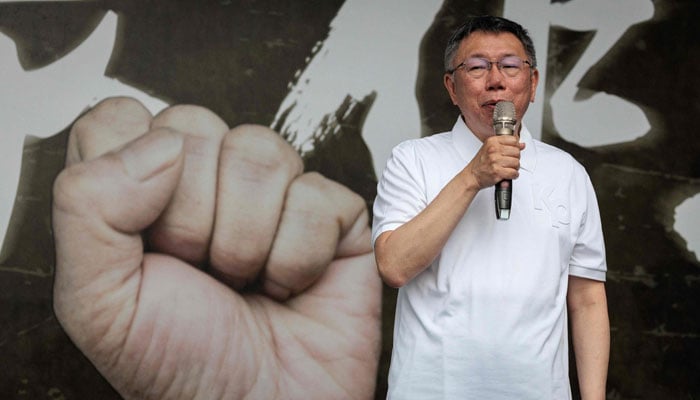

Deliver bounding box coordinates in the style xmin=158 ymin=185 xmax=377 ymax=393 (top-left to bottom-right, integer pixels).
xmin=374 ymin=31 xmax=609 ymax=399
xmin=443 ymin=31 xmax=538 ymax=142
xmin=52 ymin=97 xmax=382 ymax=399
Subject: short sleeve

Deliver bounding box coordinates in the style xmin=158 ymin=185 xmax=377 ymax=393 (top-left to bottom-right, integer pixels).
xmin=371 ymin=141 xmax=427 ymax=247
xmin=569 ymin=165 xmax=607 ymax=281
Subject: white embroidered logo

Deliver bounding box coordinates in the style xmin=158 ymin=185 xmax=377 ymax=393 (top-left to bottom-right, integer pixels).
xmin=533 ymin=184 xmax=570 ymax=228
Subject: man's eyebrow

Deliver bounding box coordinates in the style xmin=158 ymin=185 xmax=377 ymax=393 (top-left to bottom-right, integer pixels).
xmin=466 ymin=51 xmax=520 ymax=59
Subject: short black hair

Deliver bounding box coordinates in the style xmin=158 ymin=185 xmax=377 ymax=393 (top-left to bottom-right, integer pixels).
xmin=444 ymin=15 xmax=537 ymax=72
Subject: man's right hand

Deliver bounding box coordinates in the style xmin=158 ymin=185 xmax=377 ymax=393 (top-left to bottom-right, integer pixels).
xmin=52 ymin=97 xmax=381 ymax=399
xmin=464 ymin=134 xmax=525 ymax=190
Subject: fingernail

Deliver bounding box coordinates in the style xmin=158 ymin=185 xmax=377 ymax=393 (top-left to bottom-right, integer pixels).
xmin=120 ymin=129 xmax=184 ymax=182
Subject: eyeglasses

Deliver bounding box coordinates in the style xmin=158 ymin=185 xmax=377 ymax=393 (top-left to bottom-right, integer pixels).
xmin=447 ymin=56 xmax=533 ymax=78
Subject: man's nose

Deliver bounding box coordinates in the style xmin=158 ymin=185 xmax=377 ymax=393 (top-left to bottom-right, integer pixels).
xmin=485 ymin=64 xmax=506 ymax=89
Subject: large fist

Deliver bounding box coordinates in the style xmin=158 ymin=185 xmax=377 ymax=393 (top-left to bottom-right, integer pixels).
xmin=52 ymin=97 xmax=381 ymax=399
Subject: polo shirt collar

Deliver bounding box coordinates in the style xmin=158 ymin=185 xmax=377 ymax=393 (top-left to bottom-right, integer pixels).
xmin=451 ymin=116 xmax=536 ymax=173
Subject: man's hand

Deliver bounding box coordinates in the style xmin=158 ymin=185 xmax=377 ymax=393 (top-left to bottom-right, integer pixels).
xmin=52 ymin=97 xmax=381 ymax=399
xmin=464 ymin=134 xmax=525 ymax=190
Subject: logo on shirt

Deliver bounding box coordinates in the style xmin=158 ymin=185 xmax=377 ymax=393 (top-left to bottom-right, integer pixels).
xmin=533 ymin=184 xmax=570 ymax=228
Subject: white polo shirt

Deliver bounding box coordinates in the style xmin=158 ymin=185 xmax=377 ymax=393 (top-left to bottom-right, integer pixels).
xmin=372 ymin=117 xmax=606 ymax=399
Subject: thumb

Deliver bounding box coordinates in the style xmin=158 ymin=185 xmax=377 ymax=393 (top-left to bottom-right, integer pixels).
xmin=53 ymin=129 xmax=184 ymax=353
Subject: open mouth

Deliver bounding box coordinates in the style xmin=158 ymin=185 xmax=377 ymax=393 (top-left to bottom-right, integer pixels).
xmin=482 ymin=101 xmax=500 ymax=114
xmin=483 ymin=99 xmax=508 ymax=107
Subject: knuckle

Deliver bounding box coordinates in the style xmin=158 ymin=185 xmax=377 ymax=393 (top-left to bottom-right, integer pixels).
xmin=289 ymin=172 xmax=331 ymax=199
xmin=68 ymin=97 xmax=151 ymax=161
xmin=152 ymin=105 xmax=227 ymax=139
xmin=91 ymin=96 xmax=148 ymax=113
xmin=285 ymin=172 xmax=326 ymax=209
xmin=83 ymin=97 xmax=151 ymax=129
xmin=288 ymin=172 xmax=365 ymax=215
xmin=52 ymin=164 xmax=96 ymax=216
xmin=222 ymin=125 xmax=303 ymax=174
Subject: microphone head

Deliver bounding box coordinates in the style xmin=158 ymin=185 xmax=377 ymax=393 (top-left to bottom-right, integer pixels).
xmin=493 ymin=101 xmax=516 ymax=135
xmin=493 ymin=101 xmax=516 ymax=124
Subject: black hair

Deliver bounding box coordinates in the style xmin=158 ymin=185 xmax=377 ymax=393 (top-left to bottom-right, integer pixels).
xmin=444 ymin=15 xmax=537 ymax=72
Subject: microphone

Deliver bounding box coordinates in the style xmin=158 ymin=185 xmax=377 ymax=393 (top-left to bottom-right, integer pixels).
xmin=493 ymin=101 xmax=517 ymax=220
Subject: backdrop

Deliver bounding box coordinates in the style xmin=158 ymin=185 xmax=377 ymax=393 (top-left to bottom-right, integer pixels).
xmin=0 ymin=1 xmax=698 ymax=399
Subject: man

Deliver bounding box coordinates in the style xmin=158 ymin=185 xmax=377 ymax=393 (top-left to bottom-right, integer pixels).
xmin=52 ymin=98 xmax=381 ymax=399
xmin=372 ymin=16 xmax=609 ymax=399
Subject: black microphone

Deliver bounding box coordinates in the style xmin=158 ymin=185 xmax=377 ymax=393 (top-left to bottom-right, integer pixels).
xmin=493 ymin=101 xmax=516 ymax=220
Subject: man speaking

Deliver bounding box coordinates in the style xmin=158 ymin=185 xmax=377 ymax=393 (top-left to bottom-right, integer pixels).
xmin=372 ymin=15 xmax=609 ymax=399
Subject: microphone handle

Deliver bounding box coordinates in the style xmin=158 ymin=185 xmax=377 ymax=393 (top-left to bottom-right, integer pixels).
xmin=494 ymin=122 xmax=514 ymax=220
xmin=495 ymin=179 xmax=511 ymax=220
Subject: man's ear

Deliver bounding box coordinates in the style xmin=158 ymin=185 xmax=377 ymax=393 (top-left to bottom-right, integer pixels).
xmin=444 ymin=73 xmax=458 ymax=105
xmin=529 ymin=68 xmax=539 ymax=103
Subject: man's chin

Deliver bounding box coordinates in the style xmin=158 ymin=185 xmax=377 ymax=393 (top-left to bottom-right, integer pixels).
xmin=461 ymin=115 xmax=493 ymax=140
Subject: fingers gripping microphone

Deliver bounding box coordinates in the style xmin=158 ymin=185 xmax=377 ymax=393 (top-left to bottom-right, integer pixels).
xmin=493 ymin=101 xmax=517 ymax=220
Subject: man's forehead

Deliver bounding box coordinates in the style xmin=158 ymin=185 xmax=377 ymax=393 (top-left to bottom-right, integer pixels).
xmin=458 ymin=31 xmax=525 ymax=57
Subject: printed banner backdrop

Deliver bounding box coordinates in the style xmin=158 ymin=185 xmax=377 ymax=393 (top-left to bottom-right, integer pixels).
xmin=0 ymin=1 xmax=698 ymax=398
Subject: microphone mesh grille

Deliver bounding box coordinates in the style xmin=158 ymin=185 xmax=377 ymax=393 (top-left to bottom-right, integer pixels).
xmin=494 ymin=101 xmax=516 ymax=122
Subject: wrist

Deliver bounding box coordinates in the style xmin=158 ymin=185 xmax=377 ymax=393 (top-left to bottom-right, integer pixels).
xmin=460 ymin=166 xmax=482 ymax=193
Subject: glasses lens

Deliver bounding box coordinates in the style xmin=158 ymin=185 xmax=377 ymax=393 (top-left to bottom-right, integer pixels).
xmin=458 ymin=57 xmax=529 ymax=78
xmin=464 ymin=58 xmax=490 ymax=78
xmin=499 ymin=56 xmax=525 ymax=77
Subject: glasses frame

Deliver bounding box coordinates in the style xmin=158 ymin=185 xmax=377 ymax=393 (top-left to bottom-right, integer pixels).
xmin=447 ymin=56 xmax=533 ymax=78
